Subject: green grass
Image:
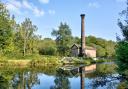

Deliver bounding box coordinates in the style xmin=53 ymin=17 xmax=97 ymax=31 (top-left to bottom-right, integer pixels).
xmin=0 ymin=54 xmax=62 ymax=66
xmin=0 ymin=54 xmax=115 ymax=66
xmin=95 ymin=58 xmax=115 ymax=63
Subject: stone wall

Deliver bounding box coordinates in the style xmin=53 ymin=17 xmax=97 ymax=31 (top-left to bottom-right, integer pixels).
xmin=85 ymin=49 xmax=96 ymax=58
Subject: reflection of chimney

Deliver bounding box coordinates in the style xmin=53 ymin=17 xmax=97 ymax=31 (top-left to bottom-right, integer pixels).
xmin=80 ymin=14 xmax=85 ymax=56
xmin=80 ymin=67 xmax=85 ymax=89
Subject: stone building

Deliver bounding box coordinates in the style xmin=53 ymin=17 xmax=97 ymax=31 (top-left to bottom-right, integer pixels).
xmin=71 ymin=14 xmax=96 ymax=58
xmin=71 ymin=44 xmax=96 ymax=57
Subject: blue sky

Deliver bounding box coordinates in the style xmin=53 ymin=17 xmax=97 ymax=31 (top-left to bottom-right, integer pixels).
xmin=2 ymin=0 xmax=127 ymax=41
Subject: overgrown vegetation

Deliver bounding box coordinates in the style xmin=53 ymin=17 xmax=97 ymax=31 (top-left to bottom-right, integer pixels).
xmin=116 ymin=0 xmax=128 ymax=88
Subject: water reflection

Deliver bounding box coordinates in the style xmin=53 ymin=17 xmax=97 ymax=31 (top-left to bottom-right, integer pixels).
xmin=51 ymin=64 xmax=96 ymax=89
xmin=50 ymin=69 xmax=71 ymax=89
xmin=0 ymin=63 xmax=121 ymax=89
xmin=0 ymin=75 xmax=10 ymax=89
xmin=12 ymin=71 xmax=40 ymax=89
xmin=80 ymin=67 xmax=85 ymax=89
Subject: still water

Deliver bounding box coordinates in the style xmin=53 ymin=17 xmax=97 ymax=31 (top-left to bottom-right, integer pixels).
xmin=0 ymin=63 xmax=121 ymax=89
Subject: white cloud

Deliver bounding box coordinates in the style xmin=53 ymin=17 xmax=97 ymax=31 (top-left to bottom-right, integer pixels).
xmin=9 ymin=0 xmax=22 ymax=8
xmin=88 ymin=2 xmax=100 ymax=8
xmin=48 ymin=10 xmax=55 ymax=15
xmin=6 ymin=4 xmax=20 ymax=14
xmin=39 ymin=0 xmax=49 ymax=4
xmin=22 ymin=0 xmax=32 ymax=10
xmin=22 ymin=0 xmax=45 ymax=17
xmin=4 ymin=0 xmax=45 ymax=17
xmin=33 ymin=7 xmax=45 ymax=17
xmin=6 ymin=0 xmax=21 ymax=14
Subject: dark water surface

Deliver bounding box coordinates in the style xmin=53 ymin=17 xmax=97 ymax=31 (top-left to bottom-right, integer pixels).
xmin=0 ymin=63 xmax=121 ymax=89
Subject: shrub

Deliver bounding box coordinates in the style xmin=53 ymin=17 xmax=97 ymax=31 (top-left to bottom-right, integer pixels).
xmin=116 ymin=41 xmax=128 ymax=77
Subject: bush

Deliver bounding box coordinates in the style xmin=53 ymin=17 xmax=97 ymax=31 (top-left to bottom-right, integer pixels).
xmin=83 ymin=60 xmax=91 ymax=65
xmin=116 ymin=41 xmax=128 ymax=77
xmin=30 ymin=55 xmax=61 ymax=66
xmin=39 ymin=47 xmax=57 ymax=55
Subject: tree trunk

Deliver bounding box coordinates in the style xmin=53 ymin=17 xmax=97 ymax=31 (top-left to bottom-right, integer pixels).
xmin=23 ymin=38 xmax=26 ymax=56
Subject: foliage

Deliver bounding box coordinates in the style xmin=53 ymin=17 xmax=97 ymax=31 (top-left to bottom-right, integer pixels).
xmin=0 ymin=2 xmax=14 ymax=54
xmin=16 ymin=18 xmax=39 ymax=56
xmin=0 ymin=2 xmax=40 ymax=57
xmin=51 ymin=22 xmax=72 ymax=56
xmin=116 ymin=0 xmax=128 ymax=87
xmin=30 ymin=55 xmax=61 ymax=66
xmin=38 ymin=38 xmax=57 ymax=55
xmin=116 ymin=41 xmax=128 ymax=78
xmin=95 ymin=58 xmax=114 ymax=63
xmin=96 ymin=45 xmax=106 ymax=57
xmin=86 ymin=36 xmax=116 ymax=58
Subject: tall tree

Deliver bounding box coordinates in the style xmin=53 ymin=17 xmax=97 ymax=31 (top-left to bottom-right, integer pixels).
xmin=0 ymin=2 xmax=14 ymax=54
xmin=20 ymin=18 xmax=38 ymax=56
xmin=51 ymin=22 xmax=72 ymax=56
xmin=116 ymin=0 xmax=128 ymax=87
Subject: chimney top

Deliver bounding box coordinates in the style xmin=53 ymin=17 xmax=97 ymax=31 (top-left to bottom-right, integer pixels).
xmin=80 ymin=14 xmax=85 ymax=17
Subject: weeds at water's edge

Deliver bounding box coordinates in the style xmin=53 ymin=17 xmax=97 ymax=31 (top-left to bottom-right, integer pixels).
xmin=0 ymin=55 xmax=115 ymax=67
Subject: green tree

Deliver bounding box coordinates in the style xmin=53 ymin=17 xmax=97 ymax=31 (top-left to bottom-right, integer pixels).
xmin=38 ymin=38 xmax=57 ymax=55
xmin=105 ymin=41 xmax=116 ymax=58
xmin=86 ymin=36 xmax=97 ymax=45
xmin=86 ymin=36 xmax=116 ymax=58
xmin=51 ymin=22 xmax=72 ymax=56
xmin=116 ymin=42 xmax=128 ymax=77
xmin=0 ymin=2 xmax=14 ymax=54
xmin=18 ymin=18 xmax=38 ymax=56
xmin=96 ymin=45 xmax=106 ymax=57
xmin=73 ymin=37 xmax=80 ymax=44
xmin=116 ymin=0 xmax=128 ymax=87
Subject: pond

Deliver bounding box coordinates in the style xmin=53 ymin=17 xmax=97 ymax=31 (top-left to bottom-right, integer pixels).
xmin=0 ymin=63 xmax=121 ymax=89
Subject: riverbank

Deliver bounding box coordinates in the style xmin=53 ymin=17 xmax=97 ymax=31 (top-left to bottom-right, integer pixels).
xmin=0 ymin=54 xmax=62 ymax=66
xmin=0 ymin=55 xmax=115 ymax=66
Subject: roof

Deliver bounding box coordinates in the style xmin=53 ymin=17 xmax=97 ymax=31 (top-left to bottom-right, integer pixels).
xmin=71 ymin=44 xmax=96 ymax=50
xmin=71 ymin=44 xmax=80 ymax=48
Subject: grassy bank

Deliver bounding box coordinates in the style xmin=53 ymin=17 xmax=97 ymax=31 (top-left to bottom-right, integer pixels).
xmin=0 ymin=54 xmax=115 ymax=66
xmin=0 ymin=54 xmax=62 ymax=66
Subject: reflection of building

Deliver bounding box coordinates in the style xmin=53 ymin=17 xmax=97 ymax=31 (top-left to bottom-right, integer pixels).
xmin=79 ymin=64 xmax=96 ymax=89
xmin=59 ymin=64 xmax=97 ymax=89
xmin=71 ymin=14 xmax=96 ymax=58
xmin=84 ymin=64 xmax=96 ymax=73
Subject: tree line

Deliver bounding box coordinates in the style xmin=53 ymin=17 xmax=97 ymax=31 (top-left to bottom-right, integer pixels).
xmin=0 ymin=2 xmax=40 ymax=57
xmin=39 ymin=23 xmax=116 ymax=58
xmin=0 ymin=2 xmax=116 ymax=58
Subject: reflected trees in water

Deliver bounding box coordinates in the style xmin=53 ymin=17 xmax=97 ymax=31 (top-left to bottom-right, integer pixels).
xmin=0 ymin=75 xmax=10 ymax=89
xmin=91 ymin=63 xmax=120 ymax=88
xmin=50 ymin=69 xmax=71 ymax=89
xmin=12 ymin=71 xmax=40 ymax=89
xmin=0 ymin=63 xmax=123 ymax=89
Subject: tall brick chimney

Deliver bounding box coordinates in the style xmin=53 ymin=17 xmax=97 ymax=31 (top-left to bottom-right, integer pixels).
xmin=80 ymin=14 xmax=85 ymax=56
